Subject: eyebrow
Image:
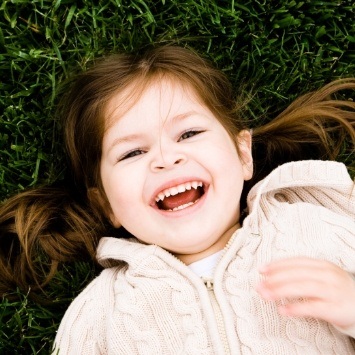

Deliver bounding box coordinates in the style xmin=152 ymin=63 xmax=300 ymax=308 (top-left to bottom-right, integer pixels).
xmin=107 ymin=134 xmax=143 ymax=154
xmin=107 ymin=110 xmax=197 ymax=153
xmin=170 ymin=111 xmax=196 ymax=124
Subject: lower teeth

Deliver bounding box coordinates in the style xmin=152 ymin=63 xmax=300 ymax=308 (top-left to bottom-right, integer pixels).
xmin=168 ymin=198 xmax=200 ymax=212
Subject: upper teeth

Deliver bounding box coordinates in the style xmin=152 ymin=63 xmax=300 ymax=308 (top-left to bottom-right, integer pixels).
xmin=155 ymin=181 xmax=203 ymax=202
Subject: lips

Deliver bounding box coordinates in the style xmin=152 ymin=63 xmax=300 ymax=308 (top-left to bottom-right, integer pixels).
xmin=154 ymin=181 xmax=205 ymax=211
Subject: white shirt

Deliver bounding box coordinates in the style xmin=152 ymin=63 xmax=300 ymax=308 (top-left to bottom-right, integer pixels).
xmin=188 ymin=250 xmax=224 ymax=278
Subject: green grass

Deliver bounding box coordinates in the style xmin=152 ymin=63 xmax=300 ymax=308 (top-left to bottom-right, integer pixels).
xmin=1 ymin=0 xmax=355 ymax=353
xmin=0 ymin=262 xmax=97 ymax=354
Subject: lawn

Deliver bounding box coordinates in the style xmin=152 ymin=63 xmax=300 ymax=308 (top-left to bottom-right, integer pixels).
xmin=1 ymin=1 xmax=354 ymax=353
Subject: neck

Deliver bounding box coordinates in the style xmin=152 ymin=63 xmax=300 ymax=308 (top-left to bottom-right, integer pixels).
xmin=175 ymin=223 xmax=240 ymax=265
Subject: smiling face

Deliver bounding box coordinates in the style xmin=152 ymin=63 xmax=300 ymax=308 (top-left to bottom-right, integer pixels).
xmin=100 ymin=79 xmax=253 ymax=264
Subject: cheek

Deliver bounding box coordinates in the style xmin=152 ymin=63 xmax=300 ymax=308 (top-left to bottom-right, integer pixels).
xmin=209 ymin=143 xmax=242 ymax=174
xmin=103 ymin=167 xmax=145 ymax=222
xmin=216 ymin=149 xmax=247 ymax=199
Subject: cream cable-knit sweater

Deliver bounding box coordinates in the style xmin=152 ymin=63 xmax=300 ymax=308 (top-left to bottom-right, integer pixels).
xmin=54 ymin=160 xmax=355 ymax=354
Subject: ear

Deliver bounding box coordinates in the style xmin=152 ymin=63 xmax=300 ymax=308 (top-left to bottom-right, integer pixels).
xmin=237 ymin=130 xmax=253 ymax=181
xmin=87 ymin=188 xmax=122 ymax=228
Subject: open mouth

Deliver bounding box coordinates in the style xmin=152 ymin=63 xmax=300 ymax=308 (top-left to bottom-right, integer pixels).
xmin=154 ymin=181 xmax=205 ymax=212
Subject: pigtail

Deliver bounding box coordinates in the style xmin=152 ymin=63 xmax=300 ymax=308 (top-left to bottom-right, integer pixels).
xmin=245 ymin=79 xmax=355 ymax=194
xmin=0 ymin=184 xmax=104 ymax=301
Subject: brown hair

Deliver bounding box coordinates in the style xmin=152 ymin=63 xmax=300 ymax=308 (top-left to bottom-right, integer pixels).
xmin=0 ymin=45 xmax=354 ymax=300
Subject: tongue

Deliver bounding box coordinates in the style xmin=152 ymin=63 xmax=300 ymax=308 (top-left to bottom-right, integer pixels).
xmin=159 ymin=188 xmax=201 ymax=210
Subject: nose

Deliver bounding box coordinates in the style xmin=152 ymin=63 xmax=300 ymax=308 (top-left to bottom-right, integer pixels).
xmin=150 ymin=141 xmax=187 ymax=171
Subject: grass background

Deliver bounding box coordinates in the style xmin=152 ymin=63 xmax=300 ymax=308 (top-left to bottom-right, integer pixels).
xmin=0 ymin=0 xmax=354 ymax=353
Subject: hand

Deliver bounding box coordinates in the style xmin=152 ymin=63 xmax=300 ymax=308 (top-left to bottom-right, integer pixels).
xmin=256 ymin=257 xmax=355 ymax=337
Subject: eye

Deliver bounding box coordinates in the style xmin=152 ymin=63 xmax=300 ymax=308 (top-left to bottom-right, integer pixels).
xmin=178 ymin=129 xmax=205 ymax=142
xmin=119 ymin=149 xmax=146 ymax=161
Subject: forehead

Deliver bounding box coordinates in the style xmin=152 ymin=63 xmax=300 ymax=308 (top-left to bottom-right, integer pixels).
xmin=103 ymin=77 xmax=206 ymax=131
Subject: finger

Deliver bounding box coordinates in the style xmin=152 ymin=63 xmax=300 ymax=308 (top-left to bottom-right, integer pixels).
xmin=277 ymin=299 xmax=355 ymax=327
xmin=278 ymin=299 xmax=328 ymax=319
xmin=257 ymin=278 xmax=326 ymax=301
xmin=259 ymin=259 xmax=351 ymax=294
xmin=259 ymin=257 xmax=334 ymax=275
xmin=260 ymin=266 xmax=328 ymax=286
xmin=261 ymin=268 xmax=354 ymax=297
xmin=258 ymin=266 xmax=330 ymax=299
xmin=258 ymin=273 xmax=355 ymax=301
xmin=258 ymin=271 xmax=355 ymax=302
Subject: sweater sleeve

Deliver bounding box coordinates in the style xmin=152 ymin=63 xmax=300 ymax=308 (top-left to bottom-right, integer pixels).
xmin=245 ymin=161 xmax=355 ymax=343
xmin=248 ymin=160 xmax=354 ymax=220
xmin=53 ymin=268 xmax=117 ymax=354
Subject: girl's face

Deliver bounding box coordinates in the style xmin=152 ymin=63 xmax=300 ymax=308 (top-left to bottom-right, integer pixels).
xmin=100 ymin=80 xmax=252 ymax=264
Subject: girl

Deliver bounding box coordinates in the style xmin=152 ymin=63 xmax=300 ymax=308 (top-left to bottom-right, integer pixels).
xmin=1 ymin=45 xmax=355 ymax=354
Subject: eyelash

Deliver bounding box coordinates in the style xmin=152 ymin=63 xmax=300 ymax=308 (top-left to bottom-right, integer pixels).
xmin=178 ymin=129 xmax=205 ymax=141
xmin=118 ymin=130 xmax=205 ymax=162
xmin=119 ymin=149 xmax=146 ymax=161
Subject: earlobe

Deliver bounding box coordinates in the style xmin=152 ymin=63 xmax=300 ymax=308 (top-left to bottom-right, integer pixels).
xmin=87 ymin=188 xmax=121 ymax=228
xmin=237 ymin=130 xmax=253 ymax=181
